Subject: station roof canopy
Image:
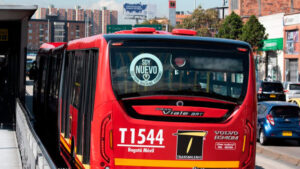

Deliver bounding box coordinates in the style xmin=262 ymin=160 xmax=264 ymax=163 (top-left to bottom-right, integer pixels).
xmin=0 ymin=5 xmax=37 ymax=21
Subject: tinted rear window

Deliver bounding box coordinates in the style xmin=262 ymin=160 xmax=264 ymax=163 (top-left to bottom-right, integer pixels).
xmin=110 ymin=40 xmax=249 ymax=103
xmin=262 ymin=83 xmax=283 ymax=92
xmin=290 ymin=84 xmax=300 ymax=90
xmin=271 ymin=106 xmax=300 ymax=118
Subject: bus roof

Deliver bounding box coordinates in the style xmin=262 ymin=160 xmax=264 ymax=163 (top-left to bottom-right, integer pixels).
xmin=38 ymin=42 xmax=67 ymax=54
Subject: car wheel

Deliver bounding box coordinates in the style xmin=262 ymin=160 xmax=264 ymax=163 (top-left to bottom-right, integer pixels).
xmin=259 ymin=129 xmax=267 ymax=145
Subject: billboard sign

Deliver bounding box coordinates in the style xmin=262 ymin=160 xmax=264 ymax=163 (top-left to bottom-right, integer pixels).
xmin=123 ymin=3 xmax=147 ymax=18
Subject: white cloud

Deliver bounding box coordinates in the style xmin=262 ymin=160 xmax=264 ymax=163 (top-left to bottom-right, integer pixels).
xmin=89 ymin=0 xmax=122 ymax=12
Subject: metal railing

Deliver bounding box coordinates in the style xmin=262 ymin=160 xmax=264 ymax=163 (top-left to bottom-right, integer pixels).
xmin=15 ymin=99 xmax=57 ymax=169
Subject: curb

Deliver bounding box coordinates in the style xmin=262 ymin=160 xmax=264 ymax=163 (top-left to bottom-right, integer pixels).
xmin=256 ymin=144 xmax=300 ymax=167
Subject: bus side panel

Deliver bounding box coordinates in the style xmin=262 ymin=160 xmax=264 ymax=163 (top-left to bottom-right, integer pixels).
xmin=90 ymin=39 xmax=117 ymax=169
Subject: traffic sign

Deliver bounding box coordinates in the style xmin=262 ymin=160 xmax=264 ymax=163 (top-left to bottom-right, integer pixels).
xmin=107 ymin=25 xmax=132 ymax=33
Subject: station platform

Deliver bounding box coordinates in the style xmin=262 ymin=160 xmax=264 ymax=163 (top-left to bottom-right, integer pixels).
xmin=0 ymin=129 xmax=22 ymax=169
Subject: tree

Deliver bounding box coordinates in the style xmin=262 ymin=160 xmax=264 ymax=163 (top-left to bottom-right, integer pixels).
xmin=240 ymin=15 xmax=267 ymax=51
xmin=217 ymin=12 xmax=243 ymax=39
xmin=176 ymin=6 xmax=220 ymax=37
xmin=140 ymin=19 xmax=160 ymax=25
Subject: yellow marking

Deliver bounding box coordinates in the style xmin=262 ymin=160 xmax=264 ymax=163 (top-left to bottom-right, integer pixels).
xmin=60 ymin=136 xmax=71 ymax=153
xmin=115 ymin=158 xmax=240 ymax=168
xmin=77 ymin=154 xmax=83 ymax=162
xmin=186 ymin=137 xmax=193 ymax=154
xmin=61 ymin=133 xmax=65 ymax=137
xmin=83 ymin=164 xmax=91 ymax=169
xmin=242 ymin=135 xmax=246 ymax=152
xmin=174 ymin=132 xmax=207 ymax=137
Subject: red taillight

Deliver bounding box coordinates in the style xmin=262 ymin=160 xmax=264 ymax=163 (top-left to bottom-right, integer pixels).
xmin=237 ymin=47 xmax=248 ymax=52
xmin=258 ymin=87 xmax=262 ymax=94
xmin=284 ymin=89 xmax=289 ymax=93
xmin=266 ymin=114 xmax=275 ymax=126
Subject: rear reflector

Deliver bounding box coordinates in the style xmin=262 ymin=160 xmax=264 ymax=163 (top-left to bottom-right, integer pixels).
xmin=258 ymin=87 xmax=262 ymax=94
xmin=172 ymin=29 xmax=197 ymax=36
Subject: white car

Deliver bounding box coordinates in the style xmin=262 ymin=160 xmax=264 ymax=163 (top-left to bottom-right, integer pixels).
xmin=283 ymin=82 xmax=300 ymax=100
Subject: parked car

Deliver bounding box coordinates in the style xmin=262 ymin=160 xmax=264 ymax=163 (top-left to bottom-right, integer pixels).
xmin=257 ymin=81 xmax=285 ymax=101
xmin=283 ymin=82 xmax=300 ymax=100
xmin=257 ymin=101 xmax=300 ymax=145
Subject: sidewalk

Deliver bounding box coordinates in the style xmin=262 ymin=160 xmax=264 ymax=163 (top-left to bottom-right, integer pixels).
xmin=256 ymin=143 xmax=300 ymax=167
xmin=0 ymin=129 xmax=22 ymax=169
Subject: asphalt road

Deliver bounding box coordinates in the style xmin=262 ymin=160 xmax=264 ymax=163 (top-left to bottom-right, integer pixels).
xmin=256 ymin=153 xmax=299 ymax=169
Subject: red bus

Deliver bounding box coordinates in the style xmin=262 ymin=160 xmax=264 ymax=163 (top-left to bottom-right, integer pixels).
xmin=37 ymin=28 xmax=257 ymax=169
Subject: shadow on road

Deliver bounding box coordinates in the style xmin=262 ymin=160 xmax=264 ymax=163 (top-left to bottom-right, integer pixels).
xmin=263 ymin=139 xmax=299 ymax=147
xmin=255 ymin=165 xmax=265 ymax=169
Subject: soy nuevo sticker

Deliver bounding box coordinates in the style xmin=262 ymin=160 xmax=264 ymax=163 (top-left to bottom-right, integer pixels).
xmin=130 ymin=53 xmax=163 ymax=86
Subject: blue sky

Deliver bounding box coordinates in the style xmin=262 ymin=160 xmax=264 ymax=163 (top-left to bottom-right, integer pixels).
xmin=0 ymin=0 xmax=225 ymax=23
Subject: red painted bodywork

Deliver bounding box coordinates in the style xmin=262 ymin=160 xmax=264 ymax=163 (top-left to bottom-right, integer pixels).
xmin=53 ymin=30 xmax=257 ymax=169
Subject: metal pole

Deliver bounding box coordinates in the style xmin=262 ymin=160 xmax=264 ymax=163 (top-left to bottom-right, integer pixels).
xmin=48 ymin=19 xmax=50 ymax=42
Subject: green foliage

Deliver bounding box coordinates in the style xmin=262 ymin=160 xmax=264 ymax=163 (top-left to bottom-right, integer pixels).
xmin=140 ymin=19 xmax=160 ymax=25
xmin=240 ymin=15 xmax=267 ymax=50
xmin=217 ymin=12 xmax=243 ymax=39
xmin=176 ymin=6 xmax=220 ymax=37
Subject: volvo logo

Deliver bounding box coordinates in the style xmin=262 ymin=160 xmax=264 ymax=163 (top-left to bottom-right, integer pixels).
xmin=176 ymin=101 xmax=184 ymax=106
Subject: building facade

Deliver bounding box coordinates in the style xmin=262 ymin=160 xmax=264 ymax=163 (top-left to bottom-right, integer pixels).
xmin=28 ymin=6 xmax=118 ymax=52
xmin=227 ymin=0 xmax=300 ymax=82
xmin=283 ymin=13 xmax=300 ymax=82
xmin=175 ymin=11 xmax=190 ymax=25
xmin=229 ymin=0 xmax=300 ymax=19
xmin=258 ymin=13 xmax=284 ymax=81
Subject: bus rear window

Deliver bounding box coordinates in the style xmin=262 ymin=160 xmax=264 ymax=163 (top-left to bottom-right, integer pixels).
xmin=110 ymin=41 xmax=249 ymax=103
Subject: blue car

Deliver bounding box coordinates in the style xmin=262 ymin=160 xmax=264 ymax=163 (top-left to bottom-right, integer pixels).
xmin=257 ymin=101 xmax=300 ymax=145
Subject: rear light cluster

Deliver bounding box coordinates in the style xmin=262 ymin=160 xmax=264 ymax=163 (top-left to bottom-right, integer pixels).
xmin=284 ymin=89 xmax=289 ymax=93
xmin=100 ymin=114 xmax=112 ymax=168
xmin=266 ymin=114 xmax=275 ymax=126
xmin=242 ymin=121 xmax=255 ymax=169
xmin=258 ymin=87 xmax=262 ymax=94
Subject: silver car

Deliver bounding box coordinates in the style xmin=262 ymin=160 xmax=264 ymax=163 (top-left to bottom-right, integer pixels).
xmin=283 ymin=82 xmax=300 ymax=100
